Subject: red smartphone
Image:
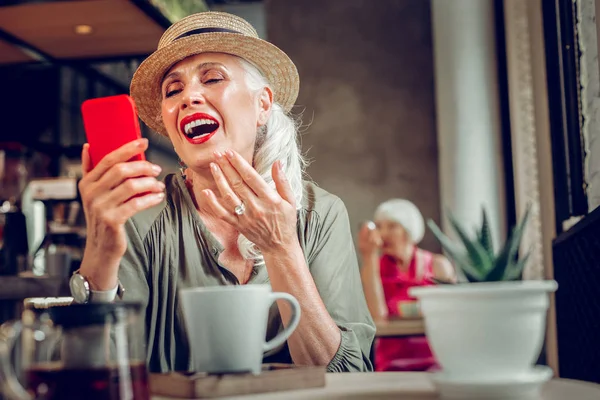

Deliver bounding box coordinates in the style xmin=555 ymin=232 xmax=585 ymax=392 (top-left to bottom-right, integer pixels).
xmin=81 ymin=94 xmax=146 ymax=168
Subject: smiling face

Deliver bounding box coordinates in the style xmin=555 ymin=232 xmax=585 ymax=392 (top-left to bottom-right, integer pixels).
xmin=160 ymin=52 xmax=273 ymax=169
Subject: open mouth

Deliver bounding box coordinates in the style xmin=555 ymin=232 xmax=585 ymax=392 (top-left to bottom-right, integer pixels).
xmin=179 ymin=113 xmax=220 ymax=144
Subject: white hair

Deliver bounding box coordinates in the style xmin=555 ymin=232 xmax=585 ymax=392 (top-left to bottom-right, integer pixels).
xmin=236 ymin=58 xmax=307 ymax=267
xmin=374 ymin=199 xmax=425 ymax=244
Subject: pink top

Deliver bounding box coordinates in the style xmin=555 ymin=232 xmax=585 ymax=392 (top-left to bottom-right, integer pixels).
xmin=375 ymin=248 xmax=437 ymax=371
xmin=379 ymin=248 xmax=436 ymax=316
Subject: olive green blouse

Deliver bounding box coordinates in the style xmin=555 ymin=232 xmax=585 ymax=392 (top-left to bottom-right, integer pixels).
xmin=118 ymin=173 xmax=375 ymax=373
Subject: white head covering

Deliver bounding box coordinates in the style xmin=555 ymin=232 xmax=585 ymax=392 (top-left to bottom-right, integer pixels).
xmin=374 ymin=199 xmax=425 ymax=244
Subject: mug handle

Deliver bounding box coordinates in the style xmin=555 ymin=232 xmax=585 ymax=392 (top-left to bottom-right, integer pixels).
xmin=0 ymin=321 xmax=32 ymax=400
xmin=263 ymin=292 xmax=301 ymax=353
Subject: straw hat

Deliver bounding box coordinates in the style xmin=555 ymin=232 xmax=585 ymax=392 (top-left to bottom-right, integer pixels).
xmin=130 ymin=11 xmax=299 ymax=136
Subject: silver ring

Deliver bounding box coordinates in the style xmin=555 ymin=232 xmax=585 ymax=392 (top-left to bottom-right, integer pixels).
xmin=234 ymin=202 xmax=246 ymax=216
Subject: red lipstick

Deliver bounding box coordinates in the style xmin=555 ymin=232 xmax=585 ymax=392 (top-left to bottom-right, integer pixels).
xmin=179 ymin=113 xmax=219 ymax=145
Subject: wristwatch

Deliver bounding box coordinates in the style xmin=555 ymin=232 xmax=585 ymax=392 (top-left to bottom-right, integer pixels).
xmin=69 ymin=270 xmax=125 ymax=304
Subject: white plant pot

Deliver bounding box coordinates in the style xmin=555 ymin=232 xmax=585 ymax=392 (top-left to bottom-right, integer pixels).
xmin=409 ymin=280 xmax=558 ymax=380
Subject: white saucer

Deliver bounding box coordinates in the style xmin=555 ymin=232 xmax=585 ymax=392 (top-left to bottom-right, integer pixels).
xmin=431 ymin=365 xmax=553 ymax=399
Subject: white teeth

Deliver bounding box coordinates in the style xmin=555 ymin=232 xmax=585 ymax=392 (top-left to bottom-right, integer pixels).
xmin=184 ymin=118 xmax=218 ymax=135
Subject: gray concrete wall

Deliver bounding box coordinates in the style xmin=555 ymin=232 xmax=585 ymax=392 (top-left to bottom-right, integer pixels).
xmin=265 ymin=0 xmax=442 ymax=251
xmin=578 ymin=0 xmax=600 ymax=212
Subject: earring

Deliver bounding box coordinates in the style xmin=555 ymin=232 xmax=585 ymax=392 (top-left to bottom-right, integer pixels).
xmin=179 ymin=160 xmax=187 ymax=181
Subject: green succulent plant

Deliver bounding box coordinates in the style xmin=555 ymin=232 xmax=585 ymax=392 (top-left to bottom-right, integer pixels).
xmin=427 ymin=206 xmax=531 ymax=283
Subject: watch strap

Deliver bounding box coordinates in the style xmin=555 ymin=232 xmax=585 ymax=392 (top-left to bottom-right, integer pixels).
xmin=90 ymin=285 xmax=119 ymax=303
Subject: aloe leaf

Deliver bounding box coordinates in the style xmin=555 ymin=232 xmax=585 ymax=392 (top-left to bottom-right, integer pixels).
xmin=450 ymin=254 xmax=486 ymax=282
xmin=494 ymin=229 xmax=517 ymax=277
xmin=480 ymin=208 xmax=494 ymax=255
xmin=431 ymin=277 xmax=455 ymax=285
xmin=493 ymin=206 xmax=531 ymax=277
xmin=427 ymin=220 xmax=483 ymax=281
xmin=513 ymin=205 xmax=531 ymax=239
xmin=504 ymin=252 xmax=530 ymax=281
xmin=512 ymin=205 xmax=532 ymax=247
xmin=447 ymin=213 xmax=493 ymax=274
xmin=457 ymin=261 xmax=485 ymax=282
xmin=427 ymin=220 xmax=467 ymax=261
xmin=485 ymin=257 xmax=510 ymax=281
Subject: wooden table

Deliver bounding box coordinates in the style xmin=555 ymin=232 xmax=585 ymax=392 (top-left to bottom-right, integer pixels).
xmin=375 ymin=318 xmax=426 ymax=337
xmin=152 ymin=372 xmax=600 ymax=400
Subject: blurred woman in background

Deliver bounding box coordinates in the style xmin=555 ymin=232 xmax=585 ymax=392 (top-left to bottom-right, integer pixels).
xmin=358 ymin=199 xmax=455 ymax=371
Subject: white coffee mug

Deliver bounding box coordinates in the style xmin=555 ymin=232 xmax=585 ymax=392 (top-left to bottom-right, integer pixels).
xmin=179 ymin=284 xmax=301 ymax=374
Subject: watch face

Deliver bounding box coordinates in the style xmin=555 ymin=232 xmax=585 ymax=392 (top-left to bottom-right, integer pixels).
xmin=69 ymin=274 xmax=90 ymax=304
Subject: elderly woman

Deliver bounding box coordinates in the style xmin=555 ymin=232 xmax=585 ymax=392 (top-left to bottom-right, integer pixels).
xmin=358 ymin=199 xmax=455 ymax=371
xmin=72 ymin=12 xmax=375 ymax=373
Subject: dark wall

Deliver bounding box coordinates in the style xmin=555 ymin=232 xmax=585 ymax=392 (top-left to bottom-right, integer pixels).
xmin=553 ymin=207 xmax=600 ymax=383
xmin=265 ymin=0 xmax=441 ymax=251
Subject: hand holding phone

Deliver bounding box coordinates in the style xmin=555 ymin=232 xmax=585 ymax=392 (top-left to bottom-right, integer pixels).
xmin=77 ymin=95 xmax=164 ymax=291
xmin=81 ymin=94 xmax=146 ymax=169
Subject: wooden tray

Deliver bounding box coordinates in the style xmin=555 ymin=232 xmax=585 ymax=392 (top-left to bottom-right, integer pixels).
xmin=149 ymin=363 xmax=326 ymax=398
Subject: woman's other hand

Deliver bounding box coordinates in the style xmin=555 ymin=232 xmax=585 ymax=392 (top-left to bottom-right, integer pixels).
xmin=78 ymin=139 xmax=165 ymax=290
xmin=358 ymin=221 xmax=382 ymax=259
xmin=432 ymin=255 xmax=457 ymax=284
xmin=200 ymin=149 xmax=298 ymax=253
